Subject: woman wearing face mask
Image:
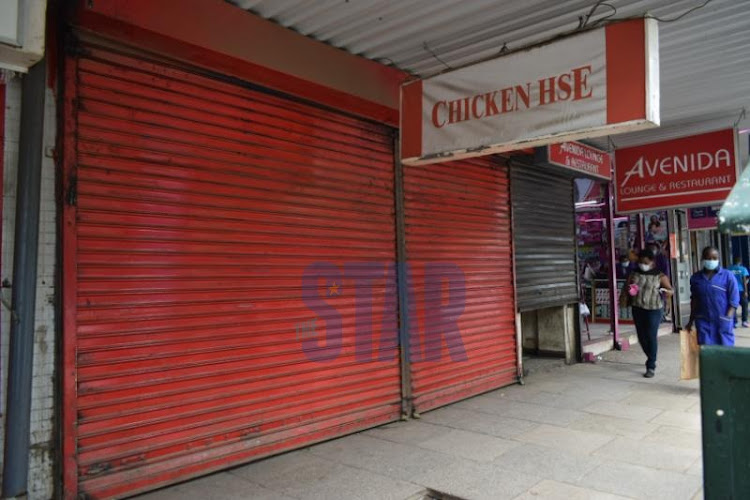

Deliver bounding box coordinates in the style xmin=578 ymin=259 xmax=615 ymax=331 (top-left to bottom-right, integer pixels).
xmin=621 ymin=248 xmax=674 ymax=378
xmin=686 ymin=246 xmax=740 ymax=346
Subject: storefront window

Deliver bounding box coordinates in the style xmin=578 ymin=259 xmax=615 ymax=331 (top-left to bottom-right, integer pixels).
xmin=575 ymin=178 xmax=640 ymax=323
xmin=644 ymin=211 xmax=669 ymax=244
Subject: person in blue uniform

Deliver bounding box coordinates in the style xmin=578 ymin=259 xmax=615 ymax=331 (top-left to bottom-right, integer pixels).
xmin=727 ymin=256 xmax=749 ymax=327
xmin=686 ymin=246 xmax=740 ymax=346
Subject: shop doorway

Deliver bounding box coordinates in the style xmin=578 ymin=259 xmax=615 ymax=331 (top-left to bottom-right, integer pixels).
xmin=575 ymin=179 xmax=636 ymax=349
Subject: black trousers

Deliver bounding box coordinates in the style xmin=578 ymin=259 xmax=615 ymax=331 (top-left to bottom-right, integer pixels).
xmin=632 ymin=306 xmax=662 ymax=370
xmin=736 ymin=292 xmax=748 ymax=323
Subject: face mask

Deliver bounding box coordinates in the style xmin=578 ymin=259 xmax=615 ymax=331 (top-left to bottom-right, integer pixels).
xmin=703 ymin=259 xmax=719 ymax=271
xmin=639 ymin=263 xmax=652 ymax=272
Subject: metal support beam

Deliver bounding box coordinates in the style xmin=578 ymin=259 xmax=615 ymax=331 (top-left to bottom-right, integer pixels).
xmin=2 ymin=59 xmax=46 ymax=498
xmin=508 ymin=164 xmax=523 ymax=382
xmin=604 ymin=182 xmax=621 ymax=348
xmin=393 ymin=136 xmax=413 ymax=419
xmin=636 ymin=213 xmax=645 ymax=250
xmin=572 ymin=179 xmax=584 ymax=363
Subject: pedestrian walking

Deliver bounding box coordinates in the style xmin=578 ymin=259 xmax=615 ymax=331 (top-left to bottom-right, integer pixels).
xmin=686 ymin=246 xmax=740 ymax=346
xmin=621 ymin=248 xmax=674 ymax=378
xmin=727 ymin=256 xmax=749 ymax=327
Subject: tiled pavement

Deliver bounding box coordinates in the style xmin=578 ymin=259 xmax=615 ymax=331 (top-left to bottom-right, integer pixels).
xmin=137 ymin=327 xmax=750 ymax=500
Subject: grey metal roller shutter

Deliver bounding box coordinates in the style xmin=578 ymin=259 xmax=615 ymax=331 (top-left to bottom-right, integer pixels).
xmin=511 ymin=164 xmax=578 ymax=311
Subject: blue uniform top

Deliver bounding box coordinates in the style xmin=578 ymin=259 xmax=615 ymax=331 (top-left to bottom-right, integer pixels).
xmin=690 ymin=267 xmax=740 ymax=345
xmin=727 ymin=264 xmax=749 ymax=292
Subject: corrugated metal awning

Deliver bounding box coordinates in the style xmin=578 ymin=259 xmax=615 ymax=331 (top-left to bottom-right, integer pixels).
xmin=226 ymin=0 xmax=750 ymax=147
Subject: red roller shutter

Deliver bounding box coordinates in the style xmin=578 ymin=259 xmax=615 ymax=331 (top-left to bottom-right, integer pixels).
xmin=62 ymin=44 xmax=401 ymax=499
xmin=403 ymin=157 xmax=518 ymax=412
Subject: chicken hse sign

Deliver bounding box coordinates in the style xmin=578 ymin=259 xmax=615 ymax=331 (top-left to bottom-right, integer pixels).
xmin=614 ymin=129 xmax=738 ymax=213
xmin=401 ymin=18 xmax=660 ymax=165
xmin=429 ymin=65 xmax=595 ymax=129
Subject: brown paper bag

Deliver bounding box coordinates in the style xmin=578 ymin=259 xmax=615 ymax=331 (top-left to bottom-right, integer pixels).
xmin=680 ymin=329 xmax=700 ymax=380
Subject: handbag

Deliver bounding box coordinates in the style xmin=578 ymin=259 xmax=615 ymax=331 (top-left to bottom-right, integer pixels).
xmin=579 ymin=302 xmax=591 ymax=317
xmin=679 ymin=328 xmax=700 ymax=380
xmin=618 ymin=281 xmax=633 ymax=308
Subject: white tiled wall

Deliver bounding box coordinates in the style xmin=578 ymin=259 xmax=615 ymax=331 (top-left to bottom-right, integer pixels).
xmin=1 ymin=71 xmax=58 ymax=500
